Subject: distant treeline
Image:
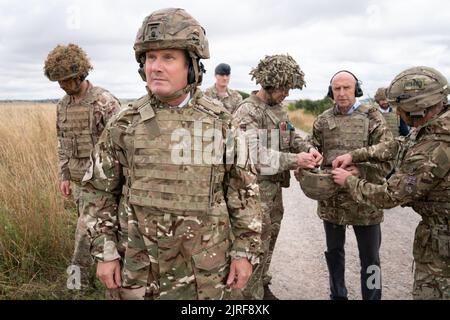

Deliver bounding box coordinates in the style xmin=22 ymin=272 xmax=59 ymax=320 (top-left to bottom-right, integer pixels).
xmin=288 ymin=97 xmax=334 ymax=116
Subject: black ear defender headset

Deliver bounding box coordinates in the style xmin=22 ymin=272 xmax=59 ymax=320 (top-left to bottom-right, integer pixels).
xmin=327 ymin=70 xmax=364 ymax=99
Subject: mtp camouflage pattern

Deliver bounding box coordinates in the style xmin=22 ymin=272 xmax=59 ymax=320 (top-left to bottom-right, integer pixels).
xmin=57 ymin=81 xmax=121 ymax=182
xmin=346 ymin=107 xmax=450 ymax=299
xmin=82 ymin=89 xmax=262 ymax=300
xmin=308 ymin=104 xmax=394 ymax=225
xmin=204 ymin=85 xmax=243 ymax=114
xmin=233 ymin=92 xmax=313 ymax=299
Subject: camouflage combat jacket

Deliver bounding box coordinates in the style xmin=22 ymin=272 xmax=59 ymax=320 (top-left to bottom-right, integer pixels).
xmin=56 ymin=81 xmax=121 ymax=182
xmin=309 ymin=104 xmax=393 ymax=225
xmin=232 ymin=93 xmax=313 ymax=187
xmin=82 ymin=90 xmax=262 ymax=299
xmin=347 ymin=108 xmax=450 ymax=276
xmin=204 ymin=85 xmax=243 ymax=114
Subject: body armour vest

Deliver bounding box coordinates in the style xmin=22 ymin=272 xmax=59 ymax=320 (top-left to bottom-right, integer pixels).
xmin=318 ymin=105 xmax=383 ymax=225
xmin=57 ymin=86 xmax=103 ymax=182
xmin=382 ymin=112 xmax=400 ymax=137
xmin=395 ymin=110 xmax=450 ymax=221
xmin=247 ymin=95 xmax=294 ymax=186
xmin=124 ymin=94 xmax=229 ymax=217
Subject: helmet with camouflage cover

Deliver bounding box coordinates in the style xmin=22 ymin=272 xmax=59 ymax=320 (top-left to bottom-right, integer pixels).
xmin=250 ymin=54 xmax=306 ymax=91
xmin=374 ymin=87 xmax=387 ymax=103
xmin=44 ymin=44 xmax=92 ymax=81
xmin=133 ymin=8 xmax=209 ymax=86
xmin=297 ymin=168 xmax=338 ymax=201
xmin=387 ymin=66 xmax=449 ymax=113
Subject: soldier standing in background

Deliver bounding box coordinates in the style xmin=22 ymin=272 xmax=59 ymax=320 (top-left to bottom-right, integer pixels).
xmin=233 ymin=54 xmax=323 ymax=300
xmin=205 ymin=63 xmax=243 ymax=114
xmin=333 ymin=66 xmax=450 ymax=300
xmin=374 ymin=87 xmax=410 ymax=137
xmin=82 ymin=8 xmax=262 ymax=300
xmin=43 ymin=43 xmax=121 ymax=289
xmin=305 ymin=70 xmax=393 ymax=300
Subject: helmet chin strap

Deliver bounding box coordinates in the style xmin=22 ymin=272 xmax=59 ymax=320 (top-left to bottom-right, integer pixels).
xmin=147 ymin=83 xmax=197 ymax=105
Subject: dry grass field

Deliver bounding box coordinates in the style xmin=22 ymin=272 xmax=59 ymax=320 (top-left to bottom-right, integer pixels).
xmin=287 ymin=108 xmax=316 ymax=134
xmin=0 ymin=101 xmax=316 ymax=300
xmin=0 ymin=102 xmax=102 ymax=299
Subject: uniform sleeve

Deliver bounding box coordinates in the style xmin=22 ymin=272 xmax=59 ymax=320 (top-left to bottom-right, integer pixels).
xmin=233 ymin=103 xmax=298 ymax=175
xmin=94 ymin=92 xmax=122 ymax=136
xmin=82 ymin=123 xmax=125 ymax=262
xmin=225 ymin=162 xmax=262 ymax=263
xmin=345 ymin=140 xmax=450 ymax=208
xmin=56 ymin=102 xmax=70 ymax=181
xmin=350 ymin=139 xmax=401 ymax=163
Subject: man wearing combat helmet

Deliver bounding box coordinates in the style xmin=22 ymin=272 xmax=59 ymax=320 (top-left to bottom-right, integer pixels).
xmin=82 ymin=8 xmax=262 ymax=300
xmin=374 ymin=87 xmax=410 ymax=137
xmin=304 ymin=70 xmax=393 ymax=300
xmin=233 ymin=54 xmax=323 ymax=300
xmin=205 ymin=63 xmax=243 ymax=114
xmin=44 ymin=43 xmax=121 ymax=290
xmin=333 ymin=66 xmax=450 ymax=300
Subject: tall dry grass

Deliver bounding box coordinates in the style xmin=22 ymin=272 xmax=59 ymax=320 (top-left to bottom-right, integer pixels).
xmin=0 ymin=103 xmax=78 ymax=299
xmin=288 ymin=108 xmax=316 ymax=134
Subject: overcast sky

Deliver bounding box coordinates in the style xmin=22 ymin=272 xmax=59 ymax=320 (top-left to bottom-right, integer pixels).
xmin=1 ymin=0 xmax=450 ymax=101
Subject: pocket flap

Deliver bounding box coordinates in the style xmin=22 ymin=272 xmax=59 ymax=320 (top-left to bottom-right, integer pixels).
xmin=192 ymin=240 xmax=229 ymax=271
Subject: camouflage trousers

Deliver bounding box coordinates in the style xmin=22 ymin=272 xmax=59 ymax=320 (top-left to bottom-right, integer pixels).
xmin=413 ymin=267 xmax=450 ymax=300
xmin=411 ymin=220 xmax=450 ymax=300
xmin=70 ymin=183 xmax=94 ymax=289
xmin=243 ymin=180 xmax=284 ymax=300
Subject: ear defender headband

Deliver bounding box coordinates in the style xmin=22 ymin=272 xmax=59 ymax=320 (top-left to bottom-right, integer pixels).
xmin=327 ymin=70 xmax=364 ymax=99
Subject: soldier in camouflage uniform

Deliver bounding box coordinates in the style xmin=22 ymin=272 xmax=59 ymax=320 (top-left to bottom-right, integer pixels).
xmin=43 ymin=44 xmax=121 ymax=289
xmin=81 ymin=8 xmax=262 ymax=300
xmin=204 ymin=63 xmax=243 ymax=114
xmin=233 ymin=54 xmax=323 ymax=300
xmin=374 ymin=87 xmax=410 ymax=137
xmin=305 ymin=71 xmax=393 ymax=300
xmin=333 ymin=66 xmax=450 ymax=300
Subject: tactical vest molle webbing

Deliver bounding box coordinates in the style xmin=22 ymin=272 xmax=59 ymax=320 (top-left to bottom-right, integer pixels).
xmin=382 ymin=112 xmax=400 ymax=137
xmin=402 ymin=110 xmax=450 ymax=219
xmin=250 ymin=96 xmax=293 ymax=185
xmin=124 ymin=95 xmax=227 ymax=216
xmin=57 ymin=87 xmax=103 ymax=181
xmin=321 ymin=106 xmax=370 ymax=166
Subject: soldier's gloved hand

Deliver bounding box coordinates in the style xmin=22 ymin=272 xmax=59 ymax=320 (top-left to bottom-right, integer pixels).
xmin=97 ymin=259 xmax=122 ymax=289
xmin=60 ymin=180 xmax=71 ymax=198
xmin=227 ymin=258 xmax=253 ymax=289
xmin=331 ymin=168 xmax=353 ymax=186
xmin=309 ymin=148 xmax=323 ymax=166
xmin=332 ymin=154 xmax=353 ymax=169
xmin=297 ymin=152 xmax=316 ymax=169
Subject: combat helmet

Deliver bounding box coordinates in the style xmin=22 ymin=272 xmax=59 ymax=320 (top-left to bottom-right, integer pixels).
xmin=44 ymin=44 xmax=92 ymax=81
xmin=134 ymin=8 xmax=209 ymax=86
xmin=374 ymin=87 xmax=387 ymax=103
xmin=387 ymin=66 xmax=449 ymax=113
xmin=297 ymin=168 xmax=338 ymax=201
xmin=250 ymin=54 xmax=306 ymax=90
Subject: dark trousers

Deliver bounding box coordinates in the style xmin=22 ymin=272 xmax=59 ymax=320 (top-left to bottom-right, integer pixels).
xmin=323 ymin=221 xmax=382 ymax=300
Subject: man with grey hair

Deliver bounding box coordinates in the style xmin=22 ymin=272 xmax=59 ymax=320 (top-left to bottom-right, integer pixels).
xmin=303 ymin=70 xmax=393 ymax=300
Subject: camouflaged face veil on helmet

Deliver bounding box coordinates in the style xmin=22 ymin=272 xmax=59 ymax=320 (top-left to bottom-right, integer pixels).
xmin=374 ymin=87 xmax=387 ymax=103
xmin=250 ymin=54 xmax=306 ymax=91
xmin=44 ymin=44 xmax=93 ymax=81
xmin=298 ymin=168 xmax=338 ymax=201
xmin=387 ymin=66 xmax=450 ymax=114
xmin=134 ymin=8 xmax=209 ymax=85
